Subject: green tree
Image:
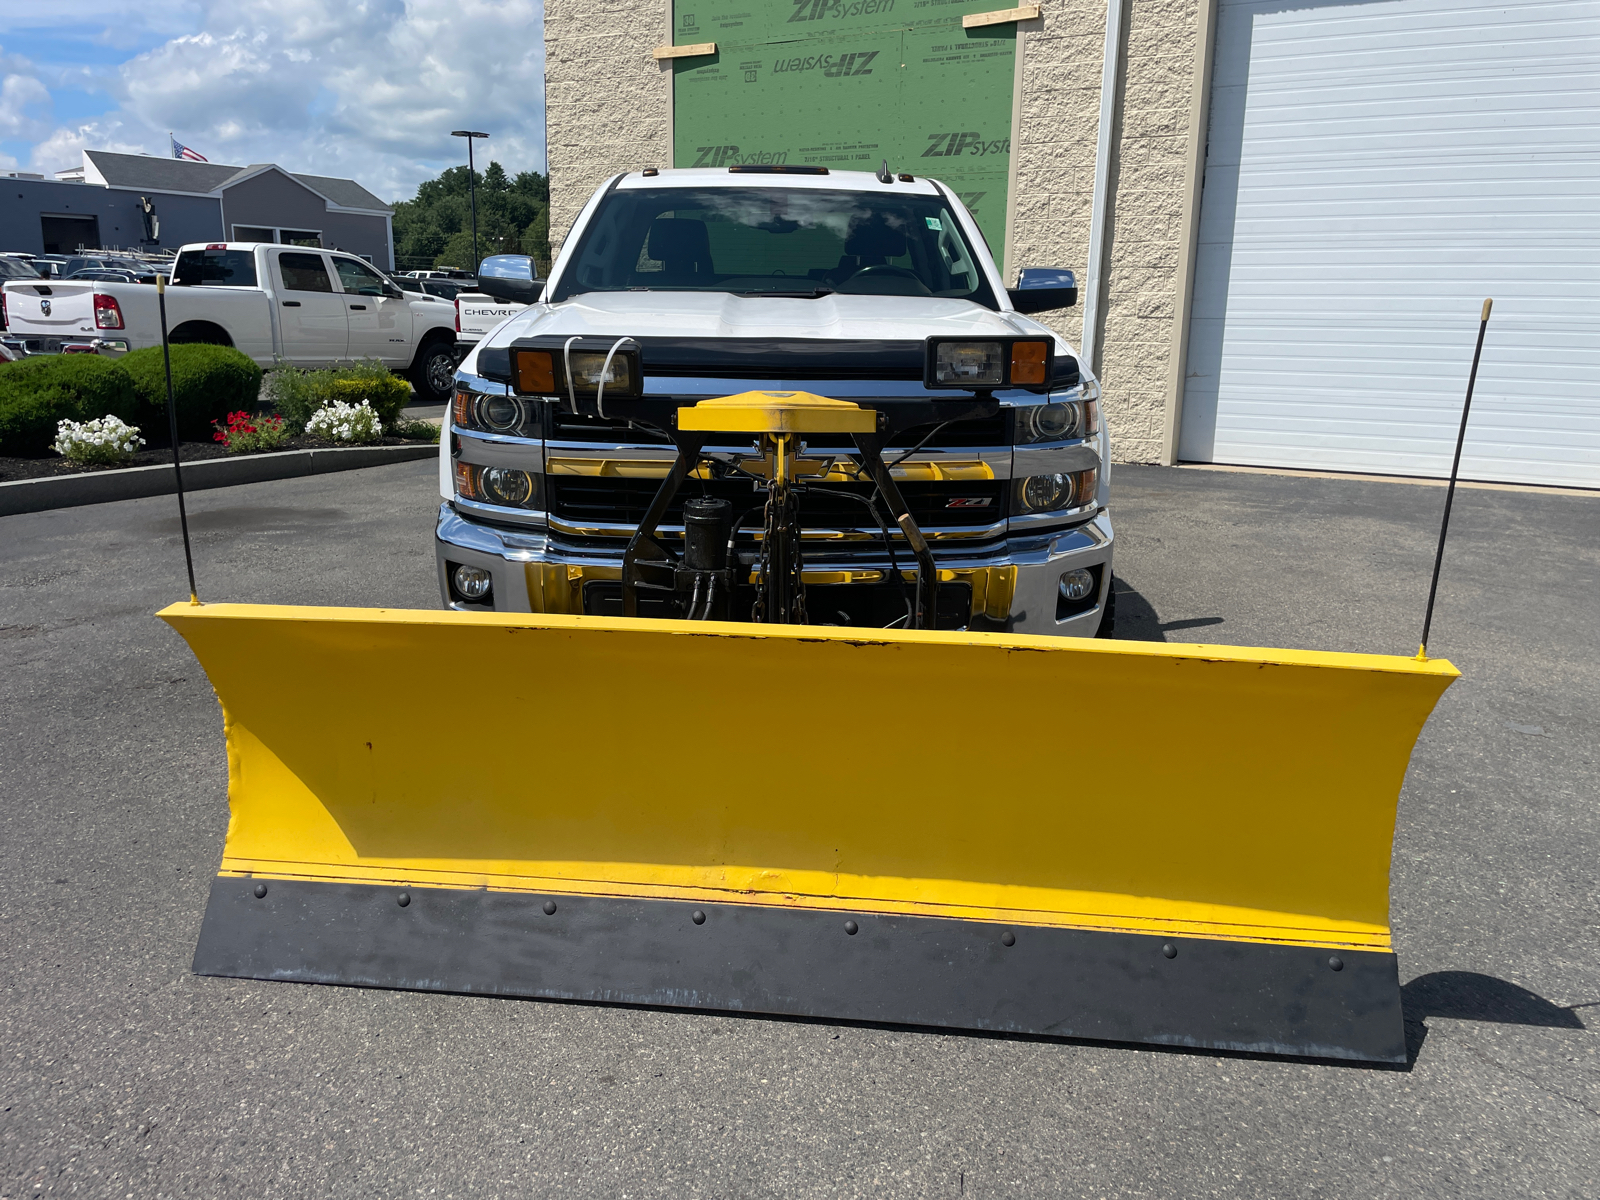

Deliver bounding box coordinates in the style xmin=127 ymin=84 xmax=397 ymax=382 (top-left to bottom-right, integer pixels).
xmin=391 ymin=160 xmax=551 ymax=274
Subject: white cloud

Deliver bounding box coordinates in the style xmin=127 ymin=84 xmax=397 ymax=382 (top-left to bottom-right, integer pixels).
xmin=16 ymin=0 xmax=545 ymax=200
xmin=0 ymin=48 xmax=53 ymax=141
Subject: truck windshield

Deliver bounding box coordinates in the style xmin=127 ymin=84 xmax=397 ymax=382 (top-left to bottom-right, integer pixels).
xmin=173 ymin=249 xmax=258 ymax=287
xmin=552 ymin=186 xmax=997 ymax=308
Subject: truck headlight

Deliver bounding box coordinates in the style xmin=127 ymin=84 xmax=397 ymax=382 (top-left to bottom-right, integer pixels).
xmin=482 ymin=466 xmax=535 ymax=506
xmin=454 ymin=387 xmax=537 ymax=437
xmin=925 ymin=337 xmax=1055 ymax=392
xmin=1019 ymin=472 xmax=1070 ymax=512
xmin=454 ymin=462 xmax=544 ymax=510
xmin=568 ymin=351 xmax=632 ymax=390
xmin=1016 ymin=402 xmax=1082 ymax=444
xmin=933 ymin=341 xmax=1004 ymax=386
xmin=1013 ymin=467 xmax=1098 ymax=514
xmin=509 ymin=340 xmax=643 ymax=400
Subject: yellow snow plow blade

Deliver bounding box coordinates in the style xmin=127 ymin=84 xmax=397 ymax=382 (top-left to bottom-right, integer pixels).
xmin=161 ymin=602 xmax=1456 ymax=1062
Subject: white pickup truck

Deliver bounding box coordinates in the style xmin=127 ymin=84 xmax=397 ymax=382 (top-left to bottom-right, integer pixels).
xmin=451 ymin=255 xmax=543 ymax=357
xmin=439 ymin=167 xmax=1113 ymax=637
xmin=0 ymin=242 xmax=461 ymax=401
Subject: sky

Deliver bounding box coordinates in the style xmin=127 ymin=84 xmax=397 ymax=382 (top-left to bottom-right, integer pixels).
xmin=0 ymin=0 xmax=545 ymax=203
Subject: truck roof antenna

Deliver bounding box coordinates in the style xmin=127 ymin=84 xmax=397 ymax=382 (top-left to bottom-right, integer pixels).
xmin=876 ymin=160 xmax=893 ymax=184
xmin=1416 ymin=298 xmax=1493 ymax=661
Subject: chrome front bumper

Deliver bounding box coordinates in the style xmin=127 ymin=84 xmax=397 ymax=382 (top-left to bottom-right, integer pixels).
xmin=0 ymin=335 xmax=130 ymax=357
xmin=434 ymin=503 xmax=1114 ymax=637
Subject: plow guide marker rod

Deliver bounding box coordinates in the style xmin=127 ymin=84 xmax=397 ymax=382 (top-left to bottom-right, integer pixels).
xmin=162 ymin=604 xmax=1456 ymax=1062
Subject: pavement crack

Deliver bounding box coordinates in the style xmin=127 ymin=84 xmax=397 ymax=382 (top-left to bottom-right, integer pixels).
xmin=1430 ymin=1025 xmax=1600 ymax=1120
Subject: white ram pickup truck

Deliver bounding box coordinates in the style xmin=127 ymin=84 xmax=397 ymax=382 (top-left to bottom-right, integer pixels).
xmin=438 ymin=167 xmax=1113 ymax=636
xmin=0 ymin=242 xmax=461 ymax=401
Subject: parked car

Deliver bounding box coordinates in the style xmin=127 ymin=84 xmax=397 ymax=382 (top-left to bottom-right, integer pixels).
xmin=407 ymin=278 xmax=474 ymax=301
xmin=1 ymin=241 xmax=462 ymax=401
xmin=66 ymin=268 xmax=157 ymax=285
xmin=0 ymin=256 xmax=44 ymax=282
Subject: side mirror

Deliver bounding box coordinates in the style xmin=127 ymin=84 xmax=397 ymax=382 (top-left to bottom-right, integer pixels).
xmin=475 ymin=254 xmax=542 ymax=304
xmin=383 ymin=282 xmax=405 ymax=299
xmin=1008 ymin=267 xmax=1077 ymax=314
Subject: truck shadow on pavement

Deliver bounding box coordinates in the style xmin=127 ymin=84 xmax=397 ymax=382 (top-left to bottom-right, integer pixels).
xmin=1402 ymin=971 xmax=1588 ymax=1064
xmin=1110 ymin=578 xmax=1226 ymax=643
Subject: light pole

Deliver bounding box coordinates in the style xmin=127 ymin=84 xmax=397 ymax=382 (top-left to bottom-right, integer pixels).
xmin=451 ymin=130 xmax=489 ymax=275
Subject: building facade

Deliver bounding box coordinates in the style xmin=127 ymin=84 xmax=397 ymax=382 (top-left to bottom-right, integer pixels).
xmin=544 ymin=0 xmax=1599 ymax=488
xmin=2 ymin=151 xmax=395 ymax=268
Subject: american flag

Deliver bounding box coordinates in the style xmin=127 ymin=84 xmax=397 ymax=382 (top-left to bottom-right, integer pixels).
xmin=170 ymin=136 xmax=207 ymax=162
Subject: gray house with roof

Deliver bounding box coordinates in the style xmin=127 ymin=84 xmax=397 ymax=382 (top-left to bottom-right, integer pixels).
xmin=1 ymin=150 xmax=393 ymax=267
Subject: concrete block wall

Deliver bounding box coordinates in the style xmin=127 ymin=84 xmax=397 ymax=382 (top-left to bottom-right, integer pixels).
xmin=544 ymin=0 xmax=1207 ymax=463
xmin=1011 ymin=0 xmax=1202 ymax=464
xmin=545 ymin=0 xmax=672 ymax=250
xmin=1097 ymin=0 xmax=1203 ymax=463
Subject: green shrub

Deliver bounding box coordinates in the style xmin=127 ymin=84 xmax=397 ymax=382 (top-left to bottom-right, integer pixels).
xmin=0 ymin=356 xmax=140 ymax=455
xmin=264 ymin=358 xmax=412 ymax=432
xmin=389 ymin=417 xmax=441 ymax=443
xmin=120 ymin=344 xmax=262 ymax=441
xmin=328 ymin=361 xmax=412 ymax=429
xmin=261 ymin=364 xmax=326 ymax=429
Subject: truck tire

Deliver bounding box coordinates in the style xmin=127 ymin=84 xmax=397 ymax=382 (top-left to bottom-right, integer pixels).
xmin=169 ymin=321 xmax=233 ymax=347
xmin=409 ymin=336 xmax=457 ymax=404
xmin=1095 ymin=574 xmax=1117 ymax=638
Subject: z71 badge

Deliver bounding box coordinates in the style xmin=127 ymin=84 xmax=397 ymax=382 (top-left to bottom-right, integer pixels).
xmin=946 ymin=496 xmax=993 ymax=508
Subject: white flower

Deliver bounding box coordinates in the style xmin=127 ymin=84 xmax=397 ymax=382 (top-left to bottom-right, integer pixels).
xmin=54 ymin=416 xmax=146 ymax=466
xmin=305 ymin=399 xmax=381 ymax=444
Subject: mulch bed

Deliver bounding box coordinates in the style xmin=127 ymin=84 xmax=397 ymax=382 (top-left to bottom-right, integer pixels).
xmin=0 ymin=434 xmax=437 ymax=484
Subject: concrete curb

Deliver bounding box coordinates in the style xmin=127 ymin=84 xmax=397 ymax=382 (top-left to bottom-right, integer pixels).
xmin=0 ymin=443 xmax=439 ymax=517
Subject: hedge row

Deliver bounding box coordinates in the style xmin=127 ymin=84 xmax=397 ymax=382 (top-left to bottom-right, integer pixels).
xmin=0 ymin=345 xmax=262 ymax=455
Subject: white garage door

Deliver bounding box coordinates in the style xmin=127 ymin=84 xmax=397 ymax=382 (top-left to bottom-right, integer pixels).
xmin=1180 ymin=0 xmax=1600 ymax=488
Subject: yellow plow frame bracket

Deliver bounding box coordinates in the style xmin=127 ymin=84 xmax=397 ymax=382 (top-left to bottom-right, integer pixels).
xmin=163 ymin=603 xmax=1457 ymax=1062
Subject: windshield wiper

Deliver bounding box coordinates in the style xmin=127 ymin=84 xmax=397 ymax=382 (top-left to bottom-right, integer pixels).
xmin=736 ymin=285 xmax=837 ymax=299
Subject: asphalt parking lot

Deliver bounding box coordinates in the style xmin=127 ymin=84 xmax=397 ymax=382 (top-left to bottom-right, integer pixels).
xmin=2 ymin=459 xmax=1595 ymax=1198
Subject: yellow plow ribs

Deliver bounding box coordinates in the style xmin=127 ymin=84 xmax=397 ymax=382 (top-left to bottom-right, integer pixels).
xmin=162 ymin=603 xmax=1456 ymax=1062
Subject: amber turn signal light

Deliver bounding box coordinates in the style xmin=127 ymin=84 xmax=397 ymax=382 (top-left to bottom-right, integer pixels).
xmin=513 ymin=348 xmax=555 ymax=394
xmin=1010 ymin=340 xmax=1049 ymax=386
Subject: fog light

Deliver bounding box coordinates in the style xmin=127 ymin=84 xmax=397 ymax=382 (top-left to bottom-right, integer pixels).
xmin=453 ymin=564 xmax=492 ymax=601
xmin=1059 ymin=568 xmax=1096 ymax=602
xmin=481 ymin=466 xmax=534 ymax=506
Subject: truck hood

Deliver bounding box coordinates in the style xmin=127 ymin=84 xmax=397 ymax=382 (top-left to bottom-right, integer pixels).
xmin=487 ymin=291 xmax=1051 ymax=347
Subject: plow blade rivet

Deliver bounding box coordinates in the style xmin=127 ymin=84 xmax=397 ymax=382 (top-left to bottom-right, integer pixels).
xmin=1329 ymin=956 xmax=1344 ymax=972
xmin=1001 ymin=931 xmax=1016 ymax=947
xmin=542 ymin=900 xmax=557 ymax=916
xmin=1162 ymin=944 xmax=1178 ymax=959
xmin=253 ymin=884 xmax=267 ymax=899
xmin=692 ymin=910 xmax=706 ymax=925
xmin=844 ymin=920 xmax=859 ymax=936
xmin=397 ymin=893 xmax=410 ymax=908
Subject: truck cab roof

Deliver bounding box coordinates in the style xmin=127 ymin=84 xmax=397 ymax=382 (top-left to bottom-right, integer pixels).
xmin=615 ymin=167 xmax=942 ymax=195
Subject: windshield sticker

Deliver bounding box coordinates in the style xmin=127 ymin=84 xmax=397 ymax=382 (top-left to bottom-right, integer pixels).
xmin=925 ymin=217 xmax=943 ymax=230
